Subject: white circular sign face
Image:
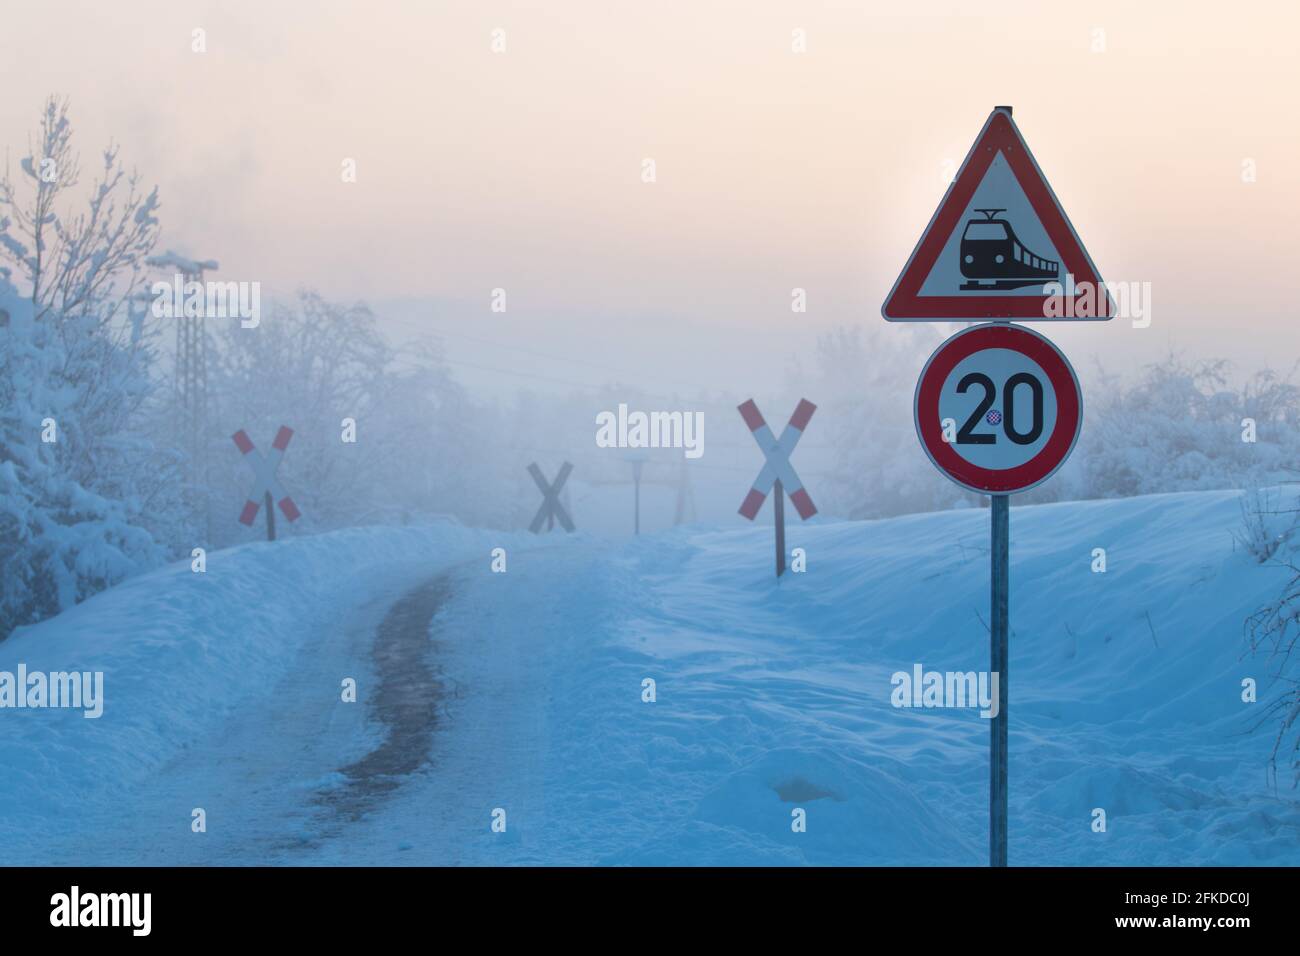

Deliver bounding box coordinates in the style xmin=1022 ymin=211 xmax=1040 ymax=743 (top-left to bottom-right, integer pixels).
xmin=914 ymin=324 xmax=1082 ymax=494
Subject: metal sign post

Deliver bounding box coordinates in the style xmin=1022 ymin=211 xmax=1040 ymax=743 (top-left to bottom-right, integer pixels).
xmin=736 ymin=399 xmax=817 ymax=578
xmin=913 ymin=323 xmax=1081 ymax=866
xmin=626 ymin=455 xmax=647 ymax=536
xmin=773 ymin=479 xmax=786 ymax=577
xmin=989 ymin=493 xmax=1009 ymax=867
xmin=885 ymin=105 xmax=1110 ymax=866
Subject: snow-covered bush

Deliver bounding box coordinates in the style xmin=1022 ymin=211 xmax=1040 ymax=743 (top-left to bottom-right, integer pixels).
xmin=1234 ymin=486 xmax=1297 ymax=565
xmin=0 ymin=282 xmax=165 ymax=637
xmin=0 ymin=98 xmax=173 ymax=639
xmin=813 ymin=333 xmax=1300 ymax=519
xmin=1077 ymin=355 xmax=1300 ymax=500
xmin=1243 ymin=533 xmax=1300 ymax=786
xmin=806 ymin=324 xmax=966 ymax=519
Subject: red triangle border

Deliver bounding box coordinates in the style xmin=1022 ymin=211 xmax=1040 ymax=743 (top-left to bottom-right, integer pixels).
xmin=882 ymin=109 xmax=1112 ymax=321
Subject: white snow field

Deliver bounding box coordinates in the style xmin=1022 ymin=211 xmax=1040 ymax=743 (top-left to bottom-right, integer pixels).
xmin=2 ymin=490 xmax=1297 ymax=866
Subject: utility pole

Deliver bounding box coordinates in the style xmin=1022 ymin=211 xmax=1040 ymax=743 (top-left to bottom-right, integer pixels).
xmin=627 ymin=455 xmax=647 ymax=535
xmin=148 ymin=251 xmax=218 ymax=541
xmin=673 ymin=459 xmax=696 ymax=526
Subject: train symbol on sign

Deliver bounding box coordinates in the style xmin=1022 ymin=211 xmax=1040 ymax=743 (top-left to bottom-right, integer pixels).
xmin=959 ymin=209 xmax=1059 ymax=291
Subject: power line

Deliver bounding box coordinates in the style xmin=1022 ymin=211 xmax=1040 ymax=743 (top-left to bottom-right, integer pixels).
xmin=436 ymin=355 xmax=619 ymax=391
xmin=382 ymin=316 xmax=828 ymax=422
xmin=385 ymin=315 xmax=723 ymax=395
xmin=433 ymin=354 xmax=753 ymax=409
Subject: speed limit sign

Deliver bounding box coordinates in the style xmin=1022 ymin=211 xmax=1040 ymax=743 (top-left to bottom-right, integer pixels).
xmin=893 ymin=108 xmax=1103 ymax=870
xmin=914 ymin=322 xmax=1081 ymax=494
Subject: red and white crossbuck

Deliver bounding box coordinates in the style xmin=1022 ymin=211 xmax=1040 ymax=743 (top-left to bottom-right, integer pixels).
xmin=232 ymin=426 xmax=302 ymax=526
xmin=737 ymin=398 xmax=818 ymax=521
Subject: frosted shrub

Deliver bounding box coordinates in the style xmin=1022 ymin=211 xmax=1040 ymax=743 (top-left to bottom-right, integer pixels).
xmin=1234 ymin=486 xmax=1297 ymax=564
xmin=1080 ymin=356 xmax=1300 ymax=499
xmin=1244 ymin=543 xmax=1300 ymax=787
xmin=0 ymin=283 xmax=164 ymax=637
xmin=0 ymin=98 xmax=171 ymax=639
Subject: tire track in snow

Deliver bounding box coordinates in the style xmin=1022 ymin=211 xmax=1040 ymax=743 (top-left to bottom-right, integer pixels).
xmin=317 ymin=574 xmax=452 ymax=820
xmin=298 ymin=542 xmax=609 ymax=864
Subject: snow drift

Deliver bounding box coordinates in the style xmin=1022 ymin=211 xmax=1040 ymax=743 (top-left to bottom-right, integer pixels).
xmin=3 ymin=489 xmax=1297 ymax=866
xmin=0 ymin=521 xmax=520 ymax=846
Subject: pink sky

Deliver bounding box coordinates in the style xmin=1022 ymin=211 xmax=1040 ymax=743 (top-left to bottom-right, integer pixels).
xmin=3 ymin=0 xmax=1297 ymax=389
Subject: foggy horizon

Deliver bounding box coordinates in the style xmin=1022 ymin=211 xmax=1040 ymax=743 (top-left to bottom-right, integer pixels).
xmin=4 ymin=0 xmax=1296 ymax=403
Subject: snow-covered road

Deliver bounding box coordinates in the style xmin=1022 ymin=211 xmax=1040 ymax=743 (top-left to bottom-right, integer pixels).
xmin=4 ymin=490 xmax=1300 ymax=865
xmin=311 ymin=490 xmax=1300 ymax=866
xmin=30 ymin=560 xmax=442 ymax=864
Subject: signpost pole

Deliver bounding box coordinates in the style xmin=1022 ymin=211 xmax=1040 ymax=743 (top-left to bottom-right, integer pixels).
xmin=631 ymin=459 xmax=644 ymax=536
xmin=885 ymin=104 xmax=1106 ymax=870
xmin=774 ymin=479 xmax=786 ymax=577
xmin=989 ymin=493 xmax=1009 ymax=866
xmin=265 ymin=490 xmax=276 ymax=543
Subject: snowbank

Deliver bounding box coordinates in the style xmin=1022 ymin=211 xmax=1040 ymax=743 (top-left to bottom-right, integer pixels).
xmin=6 ymin=488 xmax=1296 ymax=866
xmin=519 ymin=488 xmax=1300 ymax=865
xmin=0 ymin=521 xmax=522 ymax=840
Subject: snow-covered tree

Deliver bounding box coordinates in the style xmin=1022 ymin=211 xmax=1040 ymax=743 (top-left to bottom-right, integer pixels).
xmin=0 ymin=281 xmax=165 ymax=637
xmin=0 ymin=98 xmax=173 ymax=639
xmin=1 ymin=97 xmax=160 ymax=321
xmin=206 ymin=291 xmax=503 ymax=542
xmin=805 ymin=324 xmax=966 ymax=519
xmin=810 ymin=332 xmax=1300 ymax=518
xmin=1077 ymin=355 xmax=1300 ymax=499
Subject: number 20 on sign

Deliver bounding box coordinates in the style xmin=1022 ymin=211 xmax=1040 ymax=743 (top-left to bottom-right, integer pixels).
xmin=914 ymin=322 xmax=1081 ymax=495
xmin=886 ymin=106 xmax=1107 ymax=869
xmin=912 ymin=321 xmax=1083 ymax=871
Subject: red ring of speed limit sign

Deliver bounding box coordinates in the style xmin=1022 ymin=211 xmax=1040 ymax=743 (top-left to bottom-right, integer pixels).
xmin=914 ymin=322 xmax=1082 ymax=494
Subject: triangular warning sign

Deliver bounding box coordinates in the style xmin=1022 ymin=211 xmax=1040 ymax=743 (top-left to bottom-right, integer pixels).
xmin=882 ymin=107 xmax=1112 ymax=321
